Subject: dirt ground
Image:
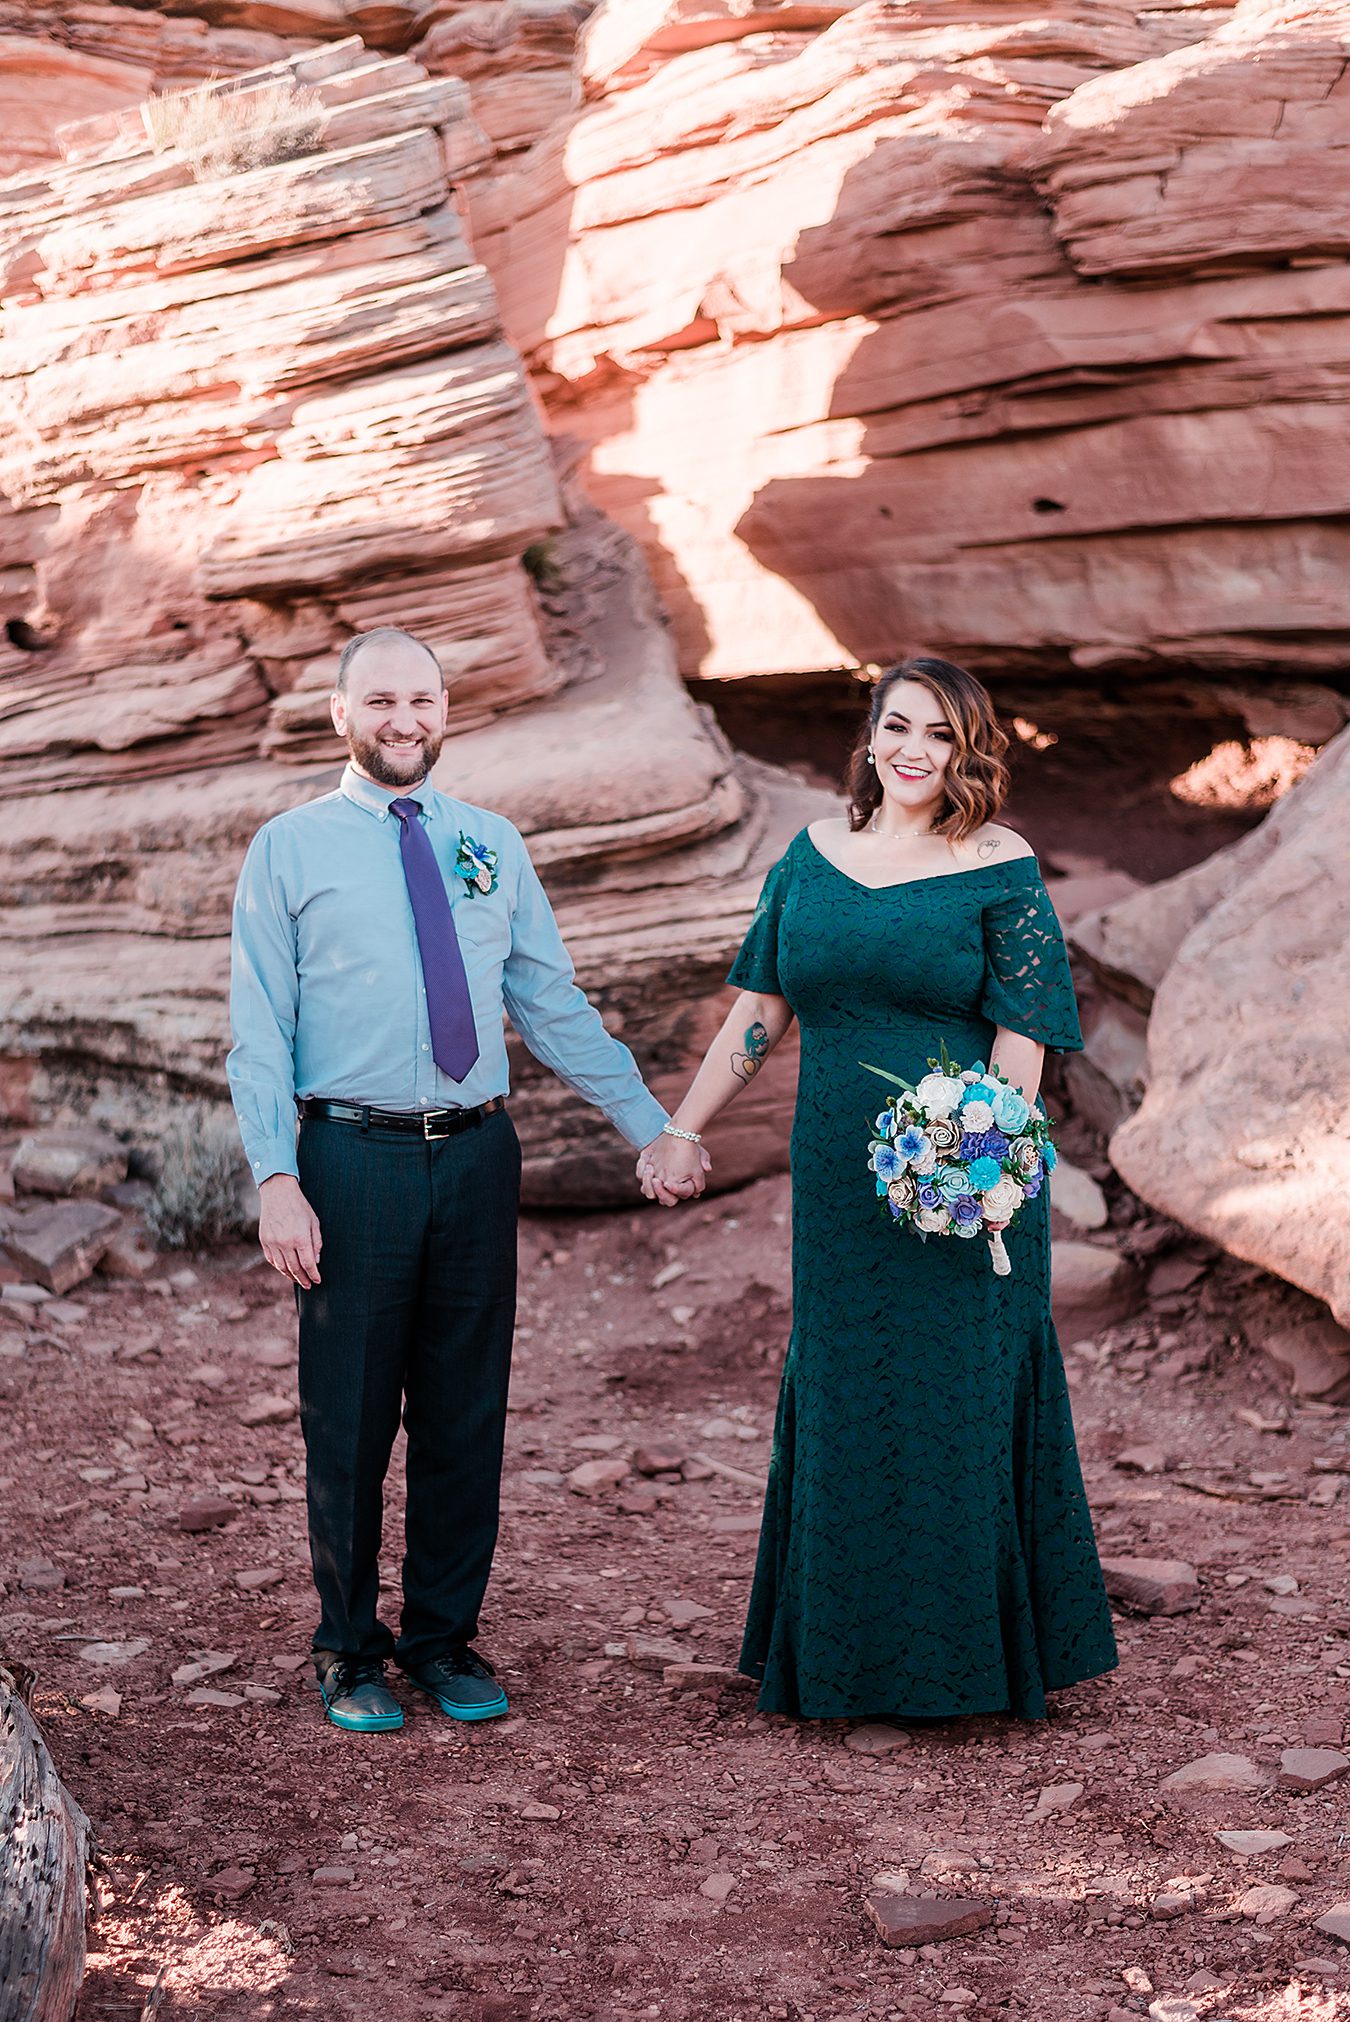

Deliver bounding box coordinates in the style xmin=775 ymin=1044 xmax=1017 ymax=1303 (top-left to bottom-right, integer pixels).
xmin=3 ymin=1171 xmax=1350 ymax=2022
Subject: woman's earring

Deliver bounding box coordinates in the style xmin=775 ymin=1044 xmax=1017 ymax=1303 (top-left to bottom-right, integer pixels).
xmin=866 ymin=750 xmax=875 ymax=766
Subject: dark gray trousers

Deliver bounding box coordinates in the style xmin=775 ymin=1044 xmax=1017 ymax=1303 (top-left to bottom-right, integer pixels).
xmin=295 ymin=1108 xmax=520 ymax=1666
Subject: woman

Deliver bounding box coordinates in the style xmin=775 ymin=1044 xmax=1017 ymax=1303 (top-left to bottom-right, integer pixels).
xmin=640 ymin=658 xmax=1117 ymax=1721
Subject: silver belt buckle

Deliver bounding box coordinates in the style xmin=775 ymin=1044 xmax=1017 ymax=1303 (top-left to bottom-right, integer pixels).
xmin=423 ymin=1109 xmax=453 ymax=1141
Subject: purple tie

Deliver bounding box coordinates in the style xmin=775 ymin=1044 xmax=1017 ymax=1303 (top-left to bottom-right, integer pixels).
xmin=389 ymin=798 xmax=479 ymax=1082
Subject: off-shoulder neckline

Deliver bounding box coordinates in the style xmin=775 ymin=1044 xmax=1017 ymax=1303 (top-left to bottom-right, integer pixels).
xmin=797 ymin=828 xmax=1039 ymax=895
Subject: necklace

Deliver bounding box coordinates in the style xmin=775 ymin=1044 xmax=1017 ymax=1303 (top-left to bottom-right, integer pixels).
xmin=868 ymin=814 xmax=936 ymax=841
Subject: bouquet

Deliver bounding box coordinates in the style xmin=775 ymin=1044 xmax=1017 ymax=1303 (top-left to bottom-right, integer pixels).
xmin=862 ymin=1047 xmax=1057 ymax=1277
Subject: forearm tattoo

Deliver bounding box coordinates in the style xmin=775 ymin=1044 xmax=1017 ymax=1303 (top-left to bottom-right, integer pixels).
xmin=731 ymin=1020 xmax=770 ymax=1084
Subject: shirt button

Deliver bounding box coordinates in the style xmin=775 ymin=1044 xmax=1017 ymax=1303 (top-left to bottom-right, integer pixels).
xmin=421 ymin=1043 xmax=430 ymax=1053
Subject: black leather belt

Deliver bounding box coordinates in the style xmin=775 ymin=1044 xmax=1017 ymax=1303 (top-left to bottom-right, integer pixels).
xmin=297 ymin=1096 xmax=505 ymax=1140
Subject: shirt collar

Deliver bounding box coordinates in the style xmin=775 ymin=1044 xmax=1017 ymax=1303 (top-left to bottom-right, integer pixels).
xmin=339 ymin=762 xmax=437 ymax=823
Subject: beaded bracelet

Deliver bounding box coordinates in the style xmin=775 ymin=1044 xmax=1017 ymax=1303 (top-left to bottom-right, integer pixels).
xmin=662 ymin=1122 xmax=703 ymax=1144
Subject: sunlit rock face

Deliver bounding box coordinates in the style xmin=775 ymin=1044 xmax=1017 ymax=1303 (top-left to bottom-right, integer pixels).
xmin=480 ymin=0 xmax=1350 ymax=682
xmin=1094 ymin=726 xmax=1350 ymax=1330
xmin=0 ymin=44 xmax=815 ymax=1201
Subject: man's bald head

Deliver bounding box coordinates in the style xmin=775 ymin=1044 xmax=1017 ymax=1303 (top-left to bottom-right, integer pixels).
xmin=335 ymin=626 xmax=443 ymax=694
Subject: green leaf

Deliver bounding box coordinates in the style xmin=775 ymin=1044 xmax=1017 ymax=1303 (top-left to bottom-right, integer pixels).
xmin=859 ymin=1061 xmax=918 ymax=1094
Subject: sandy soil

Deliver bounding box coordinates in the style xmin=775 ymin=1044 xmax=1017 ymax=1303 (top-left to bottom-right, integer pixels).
xmin=3 ymin=1175 xmax=1349 ymax=2022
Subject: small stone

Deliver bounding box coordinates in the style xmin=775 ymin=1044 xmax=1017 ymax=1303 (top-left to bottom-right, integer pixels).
xmin=699 ymin=1872 xmax=736 ymax=1902
xmin=108 ymin=1586 xmax=144 ymax=1601
xmin=1312 ymin=1903 xmax=1350 ymax=1945
xmin=567 ymin=1457 xmax=628 ymax=1494
xmin=1160 ymin=1753 xmax=1270 ymax=1798
xmin=243 ymin=1685 xmax=282 ymax=1705
xmin=1217 ymin=1829 xmax=1293 ymax=1856
xmin=662 ymin=1663 xmax=749 ymax=1691
xmin=78 ymin=1639 xmax=149 ymax=1666
xmin=237 ymin=1393 xmax=296 ymax=1428
xmin=168 ymin=1268 xmax=199 ymax=1291
xmin=710 ymin=1514 xmax=761 ymax=1533
xmin=171 ymin=1651 xmax=238 ymax=1688
xmin=1147 ymin=1254 xmax=1208 ymax=1299
xmin=80 ymin=1687 xmax=122 ymax=1717
xmin=18 ymin=1556 xmax=64 ymax=1592
xmin=78 ymin=1466 xmax=116 ymax=1483
xmin=937 ymin=1991 xmax=977 ymax=2007
xmin=313 ymin=1866 xmax=356 ymax=1887
xmin=1279 ymin=1747 xmax=1350 ymax=1792
xmin=183 ymin=1687 xmax=244 ymax=1708
xmin=210 ymin=1866 xmax=256 ymax=1901
xmin=1171 ymin=1654 xmax=1205 ymax=1679
xmin=634 ymin=1446 xmax=685 ymax=1477
xmin=1 ymin=1282 xmax=51 ymax=1303
xmin=44 ymin=1300 xmax=88 ymax=1326
xmin=1101 ymin=1556 xmax=1199 ymax=1616
xmin=1182 ymin=1970 xmax=1224 ymax=1994
xmin=1033 ymin=1781 xmax=1084 ymax=1817
xmin=234 ymin=1568 xmax=284 ymax=1592
xmin=179 ymin=1494 xmax=237 ymax=1533
xmin=1264 ymin=1574 xmax=1300 ymax=1596
xmin=1113 ymin=1443 xmax=1168 ymax=1474
xmin=660 ymin=1597 xmax=714 ymax=1628
xmin=1304 ymin=1713 xmax=1344 ymax=1747
xmin=97 ymin=1224 xmax=158 ymax=1279
xmin=699 ymin=1419 xmax=738 ymax=1439
xmin=846 ymin=1722 xmax=913 ymax=1756
xmin=520 ymin=1802 xmax=561 ymax=1821
xmin=1121 ymin=1967 xmax=1154 ymax=1995
xmin=1052 ymin=1240 xmax=1138 ymax=1325
xmin=1150 ymin=1890 xmax=1193 ymax=1920
xmin=571 ymin=1433 xmax=625 ymax=1452
xmin=624 ymin=1635 xmax=686 ymax=1670
xmin=1238 ymin=1884 xmax=1298 ymax=1923
xmin=863 ymin=1891 xmax=993 ymax=1948
xmin=1147 ymin=2002 xmax=1198 ymax=2022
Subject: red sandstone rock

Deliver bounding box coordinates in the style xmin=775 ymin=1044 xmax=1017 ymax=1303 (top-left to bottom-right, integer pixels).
xmin=863 ymin=1890 xmax=993 ymax=1948
xmin=1100 ymin=1557 xmax=1199 ymax=1617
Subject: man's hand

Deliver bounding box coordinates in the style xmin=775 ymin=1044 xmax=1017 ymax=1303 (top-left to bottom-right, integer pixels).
xmin=258 ymin=1174 xmax=323 ymax=1287
xmin=637 ymin=1133 xmax=711 ymax=1208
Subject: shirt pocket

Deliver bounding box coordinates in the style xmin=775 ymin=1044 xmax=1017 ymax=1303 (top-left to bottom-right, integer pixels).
xmin=452 ymin=887 xmax=512 ymax=966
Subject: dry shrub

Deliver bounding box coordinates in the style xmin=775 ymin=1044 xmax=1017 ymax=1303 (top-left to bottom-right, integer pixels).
xmin=145 ymin=1109 xmax=250 ymax=1251
xmin=143 ymin=76 xmax=327 ymax=182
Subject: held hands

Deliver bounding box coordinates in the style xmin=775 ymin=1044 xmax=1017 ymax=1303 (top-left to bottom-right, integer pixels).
xmin=637 ymin=1131 xmax=711 ymax=1208
xmin=258 ymin=1173 xmax=323 ymax=1287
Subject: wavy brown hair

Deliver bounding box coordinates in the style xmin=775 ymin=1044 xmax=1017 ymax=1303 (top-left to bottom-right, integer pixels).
xmin=846 ymin=657 xmax=1010 ymax=844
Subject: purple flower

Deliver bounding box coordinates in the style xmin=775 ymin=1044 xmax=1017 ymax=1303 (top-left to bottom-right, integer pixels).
xmin=958 ymin=1130 xmax=987 ymax=1161
xmin=982 ymin=1128 xmax=1010 ymax=1162
xmin=1023 ymin=1170 xmax=1043 ymax=1200
xmin=917 ymin=1182 xmax=942 ymax=1211
xmin=952 ymin=1194 xmax=984 ymax=1226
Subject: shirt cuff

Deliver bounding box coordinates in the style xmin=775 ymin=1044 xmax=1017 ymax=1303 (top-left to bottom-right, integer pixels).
xmin=245 ymin=1140 xmax=299 ymax=1187
xmin=610 ymin=1090 xmax=671 ymax=1151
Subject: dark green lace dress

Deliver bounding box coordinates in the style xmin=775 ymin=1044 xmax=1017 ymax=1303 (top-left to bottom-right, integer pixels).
xmin=729 ymin=830 xmax=1117 ymax=1720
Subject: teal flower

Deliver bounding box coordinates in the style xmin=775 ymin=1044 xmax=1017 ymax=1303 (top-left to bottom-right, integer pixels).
xmin=935 ymin=1164 xmax=971 ymax=1204
xmin=456 ymin=831 xmax=499 ymax=897
xmin=966 ymin=1155 xmax=1003 ymax=1192
xmin=990 ymin=1084 xmax=1030 ymax=1134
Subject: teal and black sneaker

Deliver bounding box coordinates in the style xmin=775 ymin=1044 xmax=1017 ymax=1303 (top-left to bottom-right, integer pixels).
xmin=401 ymin=1647 xmax=509 ymax=1722
xmin=315 ymin=1652 xmax=404 ymax=1733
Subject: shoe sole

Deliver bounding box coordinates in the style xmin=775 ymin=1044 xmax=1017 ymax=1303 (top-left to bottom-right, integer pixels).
xmin=408 ymin=1679 xmax=509 ymax=1723
xmin=320 ymin=1692 xmax=404 ymax=1734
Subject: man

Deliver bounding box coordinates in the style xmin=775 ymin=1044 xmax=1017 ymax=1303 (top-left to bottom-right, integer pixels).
xmin=227 ymin=625 xmax=708 ymax=1734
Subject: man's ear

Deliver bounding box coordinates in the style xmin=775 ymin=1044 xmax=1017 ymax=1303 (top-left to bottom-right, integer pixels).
xmin=330 ymin=690 xmax=346 ymax=738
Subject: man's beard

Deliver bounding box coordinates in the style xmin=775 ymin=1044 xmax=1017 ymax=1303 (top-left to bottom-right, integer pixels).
xmin=347 ymin=727 xmax=444 ymax=787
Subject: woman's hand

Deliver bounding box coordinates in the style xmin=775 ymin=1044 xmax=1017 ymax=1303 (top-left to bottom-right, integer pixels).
xmin=637 ymin=1133 xmax=711 ymax=1207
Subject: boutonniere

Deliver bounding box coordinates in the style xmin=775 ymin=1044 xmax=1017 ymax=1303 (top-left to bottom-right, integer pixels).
xmin=456 ymin=830 xmax=499 ymax=897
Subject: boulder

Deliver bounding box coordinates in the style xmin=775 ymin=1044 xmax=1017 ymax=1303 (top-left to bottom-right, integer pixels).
xmin=1049 ymin=1157 xmax=1109 ymax=1232
xmin=1 ymin=1199 xmax=122 ymax=1293
xmin=1051 ymin=1240 xmax=1139 ymax=1330
xmin=11 ymin=1127 xmax=127 ymax=1199
xmin=1110 ymin=730 xmax=1350 ymax=1328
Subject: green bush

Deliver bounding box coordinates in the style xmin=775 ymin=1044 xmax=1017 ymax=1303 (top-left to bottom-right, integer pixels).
xmin=145 ymin=1110 xmax=250 ymax=1251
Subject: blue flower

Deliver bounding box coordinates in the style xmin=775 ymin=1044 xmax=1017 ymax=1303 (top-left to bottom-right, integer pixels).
xmin=896 ymin=1125 xmax=929 ymax=1164
xmin=917 ymin=1182 xmax=942 ymax=1211
xmin=935 ymin=1164 xmax=970 ymax=1204
xmin=871 ymin=1143 xmax=904 ymax=1183
xmin=952 ymin=1194 xmax=984 ymax=1227
xmin=875 ymin=1109 xmax=896 ymax=1139
xmin=1043 ymin=1142 xmax=1058 ymax=1172
xmin=958 ymin=1130 xmax=987 ymax=1162
xmin=961 ymin=1081 xmax=998 ymax=1110
xmin=990 ymin=1084 xmax=1030 ymax=1133
xmin=966 ymin=1155 xmax=1003 ymax=1192
xmin=888 ymin=1195 xmax=907 ymax=1220
xmin=1023 ymin=1170 xmax=1043 ymax=1199
xmin=982 ymin=1128 xmax=1010 ymax=1162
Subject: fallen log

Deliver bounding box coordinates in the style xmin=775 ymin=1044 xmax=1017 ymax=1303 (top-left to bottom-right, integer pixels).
xmin=0 ymin=1663 xmax=93 ymax=2022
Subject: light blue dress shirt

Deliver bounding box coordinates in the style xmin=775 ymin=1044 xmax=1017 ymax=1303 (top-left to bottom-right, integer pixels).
xmin=227 ymin=764 xmax=670 ymax=1185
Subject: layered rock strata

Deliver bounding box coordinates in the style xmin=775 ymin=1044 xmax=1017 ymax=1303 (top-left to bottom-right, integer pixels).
xmin=0 ymin=44 xmax=810 ymax=1201
xmin=481 ymin=0 xmax=1350 ymax=682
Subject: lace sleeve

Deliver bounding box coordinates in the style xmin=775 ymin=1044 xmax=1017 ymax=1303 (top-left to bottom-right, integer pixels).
xmin=980 ymin=861 xmax=1083 ymax=1052
xmin=727 ymin=846 xmax=793 ymax=995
